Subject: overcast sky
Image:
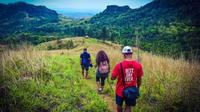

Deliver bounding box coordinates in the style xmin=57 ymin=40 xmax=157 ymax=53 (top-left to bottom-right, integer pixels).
xmin=0 ymin=0 xmax=153 ymax=13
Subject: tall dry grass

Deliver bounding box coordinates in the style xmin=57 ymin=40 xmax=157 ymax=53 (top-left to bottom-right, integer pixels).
xmin=79 ymin=39 xmax=200 ymax=111
xmin=140 ymin=52 xmax=200 ymax=111
xmin=1 ymin=38 xmax=199 ymax=111
xmin=0 ymin=45 xmax=50 ymax=84
xmin=0 ymin=43 xmax=110 ymax=112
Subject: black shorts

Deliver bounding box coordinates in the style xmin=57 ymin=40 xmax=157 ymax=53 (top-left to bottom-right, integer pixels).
xmin=81 ymin=64 xmax=89 ymax=71
xmin=96 ymin=70 xmax=108 ymax=86
xmin=116 ymin=94 xmax=136 ymax=106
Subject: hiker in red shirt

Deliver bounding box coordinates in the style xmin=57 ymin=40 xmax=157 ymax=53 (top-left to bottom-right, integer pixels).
xmin=111 ymin=46 xmax=143 ymax=112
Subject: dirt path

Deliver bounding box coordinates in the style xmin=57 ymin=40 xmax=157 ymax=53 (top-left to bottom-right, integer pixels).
xmin=84 ymin=78 xmax=116 ymax=112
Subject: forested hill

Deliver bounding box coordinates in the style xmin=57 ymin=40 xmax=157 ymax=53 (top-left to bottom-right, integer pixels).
xmin=0 ymin=0 xmax=200 ymax=59
xmin=90 ymin=0 xmax=200 ymax=27
xmin=0 ymin=2 xmax=59 ymax=37
xmin=88 ymin=0 xmax=200 ymax=59
xmin=0 ymin=2 xmax=58 ymax=21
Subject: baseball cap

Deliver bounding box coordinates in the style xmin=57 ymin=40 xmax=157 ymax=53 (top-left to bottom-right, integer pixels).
xmin=122 ymin=46 xmax=133 ymax=54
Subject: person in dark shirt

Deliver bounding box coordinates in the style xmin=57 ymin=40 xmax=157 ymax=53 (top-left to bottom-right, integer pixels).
xmin=80 ymin=48 xmax=92 ymax=79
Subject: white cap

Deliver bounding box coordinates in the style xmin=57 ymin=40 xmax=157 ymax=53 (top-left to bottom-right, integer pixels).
xmin=122 ymin=46 xmax=133 ymax=54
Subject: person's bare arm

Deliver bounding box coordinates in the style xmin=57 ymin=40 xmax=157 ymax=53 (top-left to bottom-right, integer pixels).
xmin=108 ymin=63 xmax=111 ymax=73
xmin=89 ymin=58 xmax=92 ymax=64
xmin=111 ymin=64 xmax=118 ymax=80
xmin=137 ymin=77 xmax=142 ymax=89
xmin=111 ymin=75 xmax=116 ymax=80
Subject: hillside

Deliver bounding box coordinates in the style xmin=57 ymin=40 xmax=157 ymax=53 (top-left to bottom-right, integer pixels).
xmin=90 ymin=0 xmax=200 ymax=27
xmin=88 ymin=0 xmax=200 ymax=59
xmin=0 ymin=2 xmax=59 ymax=37
xmin=0 ymin=2 xmax=83 ymax=45
xmin=0 ymin=0 xmax=200 ymax=59
xmin=1 ymin=37 xmax=200 ymax=112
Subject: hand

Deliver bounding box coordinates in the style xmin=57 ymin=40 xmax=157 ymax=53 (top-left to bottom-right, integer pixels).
xmin=89 ymin=63 xmax=93 ymax=67
xmin=94 ymin=64 xmax=97 ymax=68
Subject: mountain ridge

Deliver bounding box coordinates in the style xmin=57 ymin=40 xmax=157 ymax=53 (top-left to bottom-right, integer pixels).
xmin=0 ymin=2 xmax=59 ymax=37
xmin=87 ymin=0 xmax=200 ymax=58
xmin=0 ymin=2 xmax=58 ymax=21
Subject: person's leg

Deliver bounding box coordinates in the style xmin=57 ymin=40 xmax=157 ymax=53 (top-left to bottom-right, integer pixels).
xmin=85 ymin=67 xmax=89 ymax=78
xmin=85 ymin=71 xmax=88 ymax=78
xmin=100 ymin=76 xmax=106 ymax=92
xmin=117 ymin=105 xmax=123 ymax=112
xmin=97 ymin=82 xmax=101 ymax=92
xmin=116 ymin=95 xmax=124 ymax=112
xmin=124 ymin=106 xmax=131 ymax=112
xmin=96 ymin=73 xmax=101 ymax=92
xmin=81 ymin=65 xmax=84 ymax=77
xmin=125 ymin=97 xmax=136 ymax=112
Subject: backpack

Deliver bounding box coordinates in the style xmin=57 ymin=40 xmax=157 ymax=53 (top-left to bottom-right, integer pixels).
xmin=98 ymin=61 xmax=109 ymax=74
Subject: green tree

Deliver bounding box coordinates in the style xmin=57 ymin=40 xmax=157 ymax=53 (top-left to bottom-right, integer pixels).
xmin=101 ymin=27 xmax=109 ymax=41
xmin=110 ymin=31 xmax=120 ymax=43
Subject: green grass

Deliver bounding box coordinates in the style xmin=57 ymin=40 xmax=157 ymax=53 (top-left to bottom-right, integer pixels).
xmin=1 ymin=51 xmax=109 ymax=112
xmin=1 ymin=38 xmax=200 ymax=112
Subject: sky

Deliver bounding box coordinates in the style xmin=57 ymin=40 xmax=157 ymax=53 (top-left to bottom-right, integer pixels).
xmin=0 ymin=0 xmax=153 ymax=13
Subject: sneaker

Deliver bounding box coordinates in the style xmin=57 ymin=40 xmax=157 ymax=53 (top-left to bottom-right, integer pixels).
xmin=98 ymin=88 xmax=102 ymax=93
xmin=101 ymin=88 xmax=104 ymax=93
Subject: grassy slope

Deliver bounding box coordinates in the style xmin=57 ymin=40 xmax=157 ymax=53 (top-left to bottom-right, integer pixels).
xmin=1 ymin=37 xmax=200 ymax=112
xmin=0 ymin=41 xmax=109 ymax=112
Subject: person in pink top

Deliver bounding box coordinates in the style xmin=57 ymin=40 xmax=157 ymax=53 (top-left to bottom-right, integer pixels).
xmin=111 ymin=46 xmax=143 ymax=112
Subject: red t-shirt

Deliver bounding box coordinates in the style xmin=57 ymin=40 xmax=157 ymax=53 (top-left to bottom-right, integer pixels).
xmin=112 ymin=60 xmax=143 ymax=97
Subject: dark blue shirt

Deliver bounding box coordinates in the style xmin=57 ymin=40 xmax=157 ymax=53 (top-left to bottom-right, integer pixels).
xmin=80 ymin=52 xmax=91 ymax=65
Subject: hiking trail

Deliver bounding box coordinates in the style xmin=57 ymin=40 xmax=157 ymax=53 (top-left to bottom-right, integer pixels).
xmin=83 ymin=77 xmax=116 ymax=112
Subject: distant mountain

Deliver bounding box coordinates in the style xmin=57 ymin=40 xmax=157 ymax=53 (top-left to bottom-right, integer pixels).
xmin=0 ymin=2 xmax=59 ymax=37
xmin=0 ymin=2 xmax=58 ymax=20
xmin=102 ymin=5 xmax=131 ymax=15
xmin=60 ymin=12 xmax=96 ymax=19
xmin=90 ymin=5 xmax=131 ymax=24
xmin=88 ymin=0 xmax=200 ymax=58
xmin=90 ymin=0 xmax=200 ymax=27
xmin=0 ymin=2 xmax=89 ymax=45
